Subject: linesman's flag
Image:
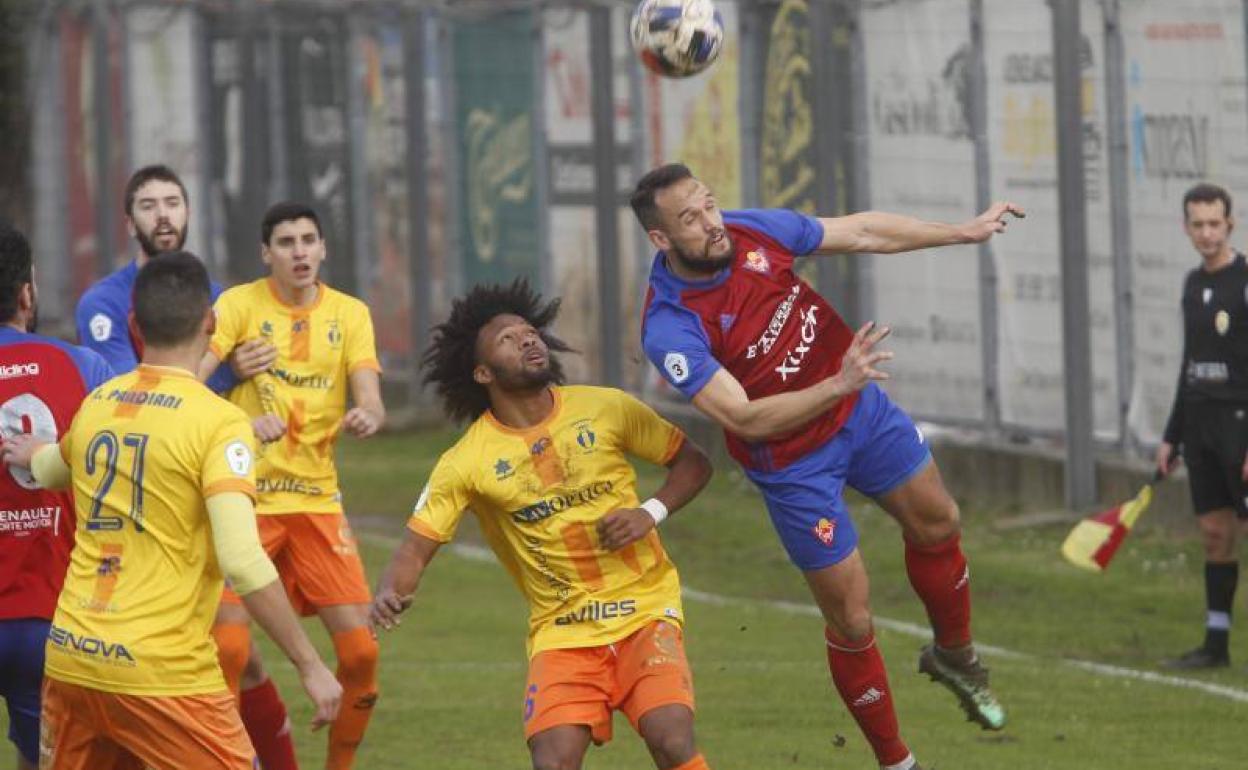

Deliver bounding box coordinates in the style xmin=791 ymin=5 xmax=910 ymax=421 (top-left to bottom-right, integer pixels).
xmin=1060 ymin=471 xmax=1162 ymax=572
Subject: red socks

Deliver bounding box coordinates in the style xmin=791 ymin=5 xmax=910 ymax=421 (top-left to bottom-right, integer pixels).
xmin=824 ymin=629 xmax=909 ymax=766
xmin=904 ymin=533 xmax=972 ymax=648
xmin=240 ymin=677 xmax=299 ymax=770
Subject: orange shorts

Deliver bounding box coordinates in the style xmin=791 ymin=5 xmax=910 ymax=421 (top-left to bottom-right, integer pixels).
xmin=39 ymin=678 xmax=254 ymax=770
xmin=221 ymin=512 xmax=370 ymax=616
xmin=522 ymin=620 xmax=695 ymax=745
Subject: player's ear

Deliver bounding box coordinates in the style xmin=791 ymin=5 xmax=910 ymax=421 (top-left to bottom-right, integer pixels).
xmin=647 ymin=229 xmax=671 ymax=251
xmin=473 ymin=363 xmax=492 ymax=386
xmin=125 ymin=215 xmax=138 ymax=240
xmin=1228 ymin=215 xmax=1235 ymax=234
xmin=260 ymin=242 xmax=272 ymax=267
xmin=203 ymin=307 xmax=217 ymax=338
xmin=18 ymin=282 xmax=34 ymax=313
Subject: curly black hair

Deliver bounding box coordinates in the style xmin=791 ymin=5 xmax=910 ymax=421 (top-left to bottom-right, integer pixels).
xmin=423 ymin=278 xmax=573 ymax=423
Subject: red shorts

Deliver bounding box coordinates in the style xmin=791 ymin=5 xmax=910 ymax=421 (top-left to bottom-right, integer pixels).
xmin=523 ymin=620 xmax=695 ymax=745
xmin=221 ymin=512 xmax=370 ymax=616
xmin=39 ymin=678 xmax=254 ymax=770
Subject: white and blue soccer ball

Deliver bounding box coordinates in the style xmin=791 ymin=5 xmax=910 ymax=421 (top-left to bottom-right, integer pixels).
xmin=630 ymin=0 xmax=725 ymax=79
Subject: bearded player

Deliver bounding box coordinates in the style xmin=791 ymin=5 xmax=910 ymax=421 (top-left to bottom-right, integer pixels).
xmin=633 ymin=163 xmax=1023 ymax=770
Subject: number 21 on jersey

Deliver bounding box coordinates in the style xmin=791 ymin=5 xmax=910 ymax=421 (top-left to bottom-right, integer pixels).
xmin=84 ymin=430 xmax=150 ymax=533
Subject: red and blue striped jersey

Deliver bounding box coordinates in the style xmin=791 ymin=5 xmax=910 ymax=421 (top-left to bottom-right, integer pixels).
xmin=642 ymin=209 xmax=858 ymax=472
xmin=0 ymin=327 xmax=112 ymax=620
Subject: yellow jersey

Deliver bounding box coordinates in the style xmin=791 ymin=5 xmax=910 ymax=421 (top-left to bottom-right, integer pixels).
xmin=209 ymin=278 xmax=381 ymax=515
xmin=408 ymin=385 xmax=687 ymax=657
xmin=46 ymin=365 xmax=257 ymax=695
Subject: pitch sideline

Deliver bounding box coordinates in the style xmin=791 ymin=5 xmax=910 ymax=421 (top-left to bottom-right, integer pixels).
xmin=357 ymin=531 xmax=1248 ymax=704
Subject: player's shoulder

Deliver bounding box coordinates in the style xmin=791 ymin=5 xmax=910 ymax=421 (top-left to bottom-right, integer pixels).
xmin=320 ymin=285 xmax=371 ymax=315
xmin=181 ymin=385 xmax=254 ymax=433
xmin=0 ymin=330 xmax=111 ymax=385
xmin=217 ymin=278 xmax=268 ymax=305
xmin=76 ymin=262 xmax=137 ymax=314
xmin=433 ymin=420 xmax=496 ymax=481
xmin=560 ymin=383 xmax=631 ymax=409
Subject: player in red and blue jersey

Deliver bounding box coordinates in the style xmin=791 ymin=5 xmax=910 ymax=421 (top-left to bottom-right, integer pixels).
xmin=0 ymin=222 xmax=112 ymax=770
xmin=633 ymin=164 xmax=1024 ymax=770
xmin=73 ymin=165 xmax=298 ymax=770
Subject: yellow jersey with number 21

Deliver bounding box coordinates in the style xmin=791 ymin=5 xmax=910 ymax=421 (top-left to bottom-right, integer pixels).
xmin=46 ymin=364 xmax=257 ymax=696
xmin=408 ymin=385 xmax=686 ymax=657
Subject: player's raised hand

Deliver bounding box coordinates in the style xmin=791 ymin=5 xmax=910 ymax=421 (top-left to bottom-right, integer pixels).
xmin=597 ymin=508 xmax=655 ymax=551
xmin=252 ymin=414 xmax=287 ymax=443
xmin=0 ymin=433 xmax=46 ymax=470
xmin=834 ymin=321 xmax=893 ymax=394
xmin=295 ymin=658 xmax=342 ymax=731
xmin=369 ymin=588 xmax=414 ymax=634
xmin=343 ymin=407 xmax=382 ymax=438
xmin=960 ymin=201 xmax=1025 ymax=243
xmin=230 ymin=338 xmax=279 ymax=380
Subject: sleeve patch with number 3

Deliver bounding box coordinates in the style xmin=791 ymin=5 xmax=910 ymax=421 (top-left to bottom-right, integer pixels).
xmin=663 ymin=352 xmax=690 ymax=384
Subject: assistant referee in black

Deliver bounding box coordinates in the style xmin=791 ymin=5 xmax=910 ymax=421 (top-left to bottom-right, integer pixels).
xmin=1157 ymin=183 xmax=1247 ymax=669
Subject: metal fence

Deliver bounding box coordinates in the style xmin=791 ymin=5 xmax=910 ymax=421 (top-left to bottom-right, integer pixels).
xmin=12 ymin=0 xmax=1248 ymax=493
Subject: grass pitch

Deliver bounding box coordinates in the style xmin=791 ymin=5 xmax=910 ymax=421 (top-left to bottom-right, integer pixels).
xmin=6 ymin=428 xmax=1245 ymax=769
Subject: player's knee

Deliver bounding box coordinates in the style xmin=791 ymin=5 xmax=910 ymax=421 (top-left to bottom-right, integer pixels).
xmin=645 ymin=728 xmax=697 ymax=767
xmin=530 ymin=746 xmax=582 ymax=770
xmin=333 ymin=626 xmax=380 ymax=681
xmin=839 ymin=611 xmax=875 ymax=642
xmin=910 ymin=498 xmax=961 ymax=545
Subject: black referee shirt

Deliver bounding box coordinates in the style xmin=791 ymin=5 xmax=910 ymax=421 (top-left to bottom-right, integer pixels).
xmin=1163 ymin=252 xmax=1248 ymax=444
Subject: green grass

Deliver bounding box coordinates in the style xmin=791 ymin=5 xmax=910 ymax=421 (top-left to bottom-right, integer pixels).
xmin=5 ymin=428 xmax=1246 ymax=769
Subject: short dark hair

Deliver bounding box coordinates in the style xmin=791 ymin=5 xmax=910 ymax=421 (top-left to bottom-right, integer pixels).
xmin=422 ymin=278 xmax=572 ymax=423
xmin=261 ymin=201 xmax=323 ymax=245
xmin=133 ymin=251 xmax=211 ymax=347
xmin=0 ymin=220 xmax=32 ymax=325
xmin=124 ymin=165 xmax=188 ymax=218
xmin=1183 ymin=183 xmax=1233 ymax=219
xmin=630 ymin=163 xmax=694 ymax=231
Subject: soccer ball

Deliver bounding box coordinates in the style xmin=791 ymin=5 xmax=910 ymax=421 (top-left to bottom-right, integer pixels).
xmin=630 ymin=0 xmax=725 ymax=78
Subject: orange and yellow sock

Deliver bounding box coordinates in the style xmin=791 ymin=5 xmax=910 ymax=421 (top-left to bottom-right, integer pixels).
xmin=327 ymin=626 xmax=380 ymax=770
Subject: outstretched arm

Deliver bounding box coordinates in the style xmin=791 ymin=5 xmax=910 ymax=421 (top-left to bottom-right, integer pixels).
xmin=815 ymin=202 xmax=1025 ymax=255
xmin=370 ymin=529 xmax=442 ymax=633
xmin=690 ymin=321 xmax=892 ymax=443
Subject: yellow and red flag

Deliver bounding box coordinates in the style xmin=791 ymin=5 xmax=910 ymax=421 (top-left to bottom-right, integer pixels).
xmin=1060 ymin=471 xmax=1162 ymax=573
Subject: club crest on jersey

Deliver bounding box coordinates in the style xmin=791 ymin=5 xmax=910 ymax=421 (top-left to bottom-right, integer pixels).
xmin=1216 ymin=309 xmax=1231 ymax=336
xmin=260 ymin=320 xmax=275 ymax=338
xmin=813 ymin=517 xmax=836 ymax=546
xmin=575 ymin=421 xmax=596 ymax=452
xmin=494 ymin=458 xmax=515 ymax=480
xmin=327 ymin=320 xmax=343 ymax=349
xmin=743 ymin=249 xmax=770 ymax=274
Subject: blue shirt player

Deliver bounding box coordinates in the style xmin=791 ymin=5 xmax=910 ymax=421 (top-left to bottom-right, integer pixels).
xmin=632 ymin=163 xmax=1024 ymax=770
xmin=75 ymin=165 xmax=251 ymax=393
xmin=0 ymin=223 xmax=113 ymax=770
